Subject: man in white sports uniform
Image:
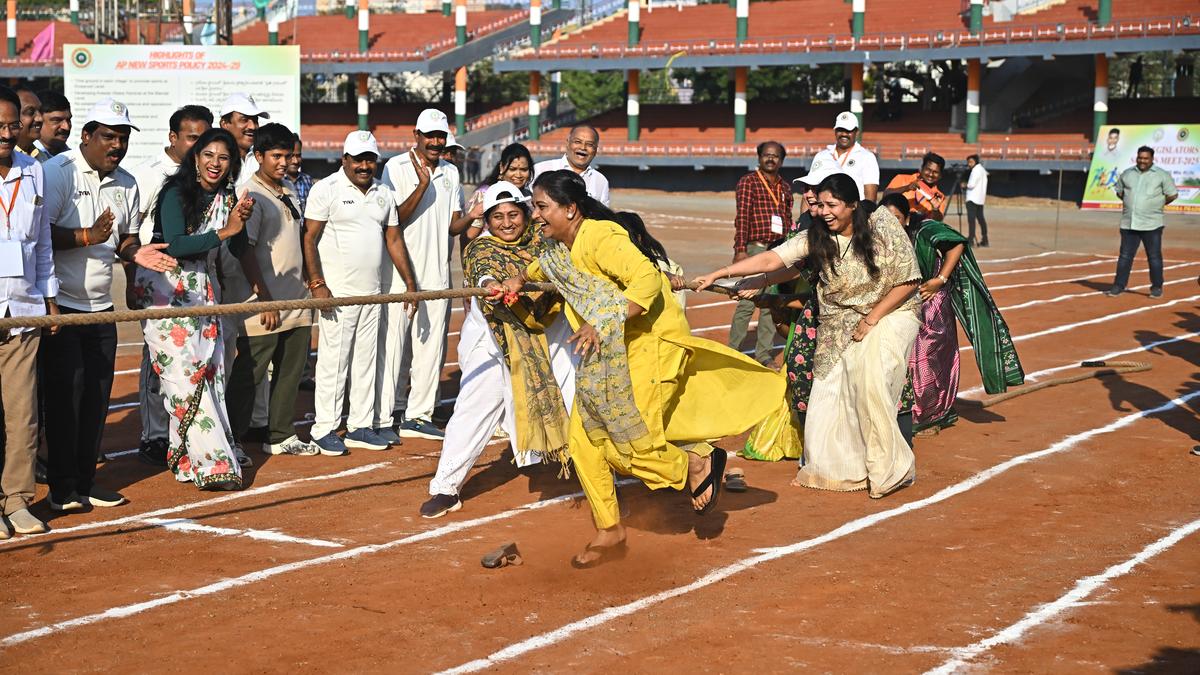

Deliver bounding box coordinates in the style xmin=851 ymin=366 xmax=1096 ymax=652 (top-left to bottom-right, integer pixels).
xmin=806 ymin=111 xmax=880 ymax=201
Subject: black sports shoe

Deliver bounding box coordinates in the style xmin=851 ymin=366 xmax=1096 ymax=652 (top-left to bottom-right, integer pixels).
xmin=138 ymin=438 xmax=169 ymax=467
xmin=420 ymin=494 xmax=462 ymax=519
xmin=34 ymin=456 xmax=48 ymax=484
xmin=1104 ymin=287 xmax=1123 ymax=297
xmin=1149 ymin=287 xmax=1163 ymax=298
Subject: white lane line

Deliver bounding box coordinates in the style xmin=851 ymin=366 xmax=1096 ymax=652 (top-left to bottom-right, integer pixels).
xmin=435 ymin=389 xmax=1200 ymax=674
xmin=977 ymin=251 xmax=1063 ymax=264
xmin=960 ymin=330 xmax=1200 ymax=399
xmin=139 ymin=517 xmax=346 ymax=549
xmin=641 ymin=211 xmax=729 ymax=225
xmin=0 ymin=479 xmax=638 ymax=648
xmin=927 ymin=516 xmax=1200 ymax=674
xmin=961 ymin=294 xmax=1200 ymax=353
xmin=985 ymin=258 xmax=1114 ymax=277
xmin=0 ymin=462 xmax=393 ymax=547
xmin=989 ymin=261 xmax=1200 ymax=291
xmin=998 ymin=277 xmax=1195 ymax=312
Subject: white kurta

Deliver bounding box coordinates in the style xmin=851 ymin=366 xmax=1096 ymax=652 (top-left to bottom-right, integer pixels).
xmin=428 ymin=300 xmax=578 ymax=497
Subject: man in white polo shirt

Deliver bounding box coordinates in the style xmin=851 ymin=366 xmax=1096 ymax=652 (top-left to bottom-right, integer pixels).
xmin=303 ymin=131 xmax=418 ymax=455
xmin=532 ymin=124 xmax=610 ymax=206
xmin=379 ymin=109 xmax=463 ymax=441
xmin=219 ymin=92 xmax=269 ymax=187
xmin=129 ymin=103 xmax=212 ymax=466
xmin=807 ymin=111 xmax=880 ymax=202
xmin=42 ymin=97 xmax=175 ymax=514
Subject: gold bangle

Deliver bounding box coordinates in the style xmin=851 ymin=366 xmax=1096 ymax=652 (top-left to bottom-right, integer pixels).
xmin=82 ymin=229 xmax=90 ymax=246
xmin=863 ymin=317 xmax=877 ymax=326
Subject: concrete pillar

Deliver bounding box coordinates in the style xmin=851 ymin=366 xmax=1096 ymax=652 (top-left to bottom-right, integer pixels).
xmin=736 ymin=0 xmax=748 ymax=43
xmin=628 ymin=0 xmax=639 ymax=47
xmin=528 ymin=71 xmax=541 ymax=141
xmin=550 ymin=71 xmax=561 ymax=107
xmin=257 ymin=5 xmax=266 ymax=21
xmin=455 ymin=0 xmax=467 ymax=46
xmin=356 ymin=73 xmax=369 ymax=131
xmin=1094 ymin=54 xmax=1108 ymax=141
xmin=627 ymin=70 xmax=640 ymax=141
xmin=1098 ymin=0 xmax=1111 ymax=27
xmin=455 ymin=66 xmax=467 ymax=135
xmin=850 ymin=63 xmax=864 ymax=133
xmin=969 ymin=0 xmax=983 ymax=35
xmin=6 ymin=0 xmax=15 ymax=58
xmin=852 ymin=0 xmax=864 ymax=39
xmin=358 ymin=0 xmax=369 ymax=52
xmin=70 ymin=0 xmax=80 ymax=25
xmin=734 ymin=66 xmax=748 ymax=143
xmin=268 ymin=16 xmax=279 ymax=45
xmin=344 ymin=0 xmax=354 ymax=19
xmin=443 ymin=0 xmax=451 ymax=17
xmin=552 ymin=0 xmax=561 ymax=8
xmin=965 ymin=59 xmax=981 ymax=143
xmin=183 ymin=0 xmax=194 ymax=44
xmin=530 ymin=0 xmax=542 ymax=50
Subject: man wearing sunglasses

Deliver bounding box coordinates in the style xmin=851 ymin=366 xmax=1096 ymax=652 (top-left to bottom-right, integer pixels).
xmin=223 ymin=123 xmax=318 ymax=458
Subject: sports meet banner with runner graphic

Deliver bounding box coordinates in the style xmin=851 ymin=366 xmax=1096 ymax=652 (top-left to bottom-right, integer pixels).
xmin=1083 ymin=123 xmax=1200 ymax=214
xmin=63 ymin=44 xmax=300 ymax=168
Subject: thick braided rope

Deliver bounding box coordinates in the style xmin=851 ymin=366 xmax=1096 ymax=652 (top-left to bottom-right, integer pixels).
xmin=0 ymin=284 xmax=559 ymax=331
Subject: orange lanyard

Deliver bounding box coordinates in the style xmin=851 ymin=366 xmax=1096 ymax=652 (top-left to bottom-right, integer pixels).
xmin=755 ymin=170 xmax=784 ymax=213
xmin=833 ymin=147 xmax=852 ymax=167
xmin=0 ymin=176 xmax=22 ymax=235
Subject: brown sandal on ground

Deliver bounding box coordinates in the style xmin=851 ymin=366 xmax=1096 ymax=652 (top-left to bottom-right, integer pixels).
xmin=481 ymin=542 xmax=523 ymax=569
xmin=725 ymin=468 xmax=748 ymax=493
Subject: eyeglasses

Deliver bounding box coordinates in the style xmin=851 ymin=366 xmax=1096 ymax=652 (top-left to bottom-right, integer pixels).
xmin=0 ymin=123 xmax=22 ymax=133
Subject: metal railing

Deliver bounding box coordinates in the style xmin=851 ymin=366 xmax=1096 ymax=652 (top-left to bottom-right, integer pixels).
xmin=500 ymin=14 xmax=1197 ymax=61
xmin=519 ymin=139 xmax=1096 ymax=162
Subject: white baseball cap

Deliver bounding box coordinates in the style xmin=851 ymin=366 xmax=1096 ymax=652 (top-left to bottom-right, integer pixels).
xmin=834 ymin=111 xmax=859 ymax=131
xmin=482 ymin=181 xmax=530 ymax=213
xmin=415 ymin=108 xmax=450 ymax=135
xmin=793 ymin=160 xmax=844 ymax=189
xmin=446 ymin=132 xmax=464 ymax=150
xmin=83 ymin=97 xmax=139 ymax=131
xmin=220 ymin=92 xmax=271 ymax=119
xmin=342 ymin=130 xmax=380 ymax=158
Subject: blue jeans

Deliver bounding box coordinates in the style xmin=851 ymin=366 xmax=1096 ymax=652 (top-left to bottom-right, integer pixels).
xmin=1111 ymin=227 xmax=1164 ymax=291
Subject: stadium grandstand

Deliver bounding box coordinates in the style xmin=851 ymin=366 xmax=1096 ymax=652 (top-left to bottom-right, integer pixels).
xmin=2 ymin=0 xmax=1195 ymax=190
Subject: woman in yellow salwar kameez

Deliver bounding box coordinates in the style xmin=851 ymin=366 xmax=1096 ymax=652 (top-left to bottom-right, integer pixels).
xmin=500 ymin=170 xmax=783 ymax=568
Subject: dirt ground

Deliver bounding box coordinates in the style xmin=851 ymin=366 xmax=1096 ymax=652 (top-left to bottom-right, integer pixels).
xmin=2 ymin=191 xmax=1198 ymax=674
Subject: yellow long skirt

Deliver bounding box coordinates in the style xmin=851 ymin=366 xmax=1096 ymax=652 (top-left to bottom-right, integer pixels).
xmin=571 ymin=327 xmax=786 ymax=529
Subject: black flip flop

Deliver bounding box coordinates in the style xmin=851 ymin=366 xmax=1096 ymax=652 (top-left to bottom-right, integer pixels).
xmin=570 ymin=540 xmax=628 ymax=569
xmin=481 ymin=542 xmax=523 ymax=569
xmin=724 ymin=469 xmax=748 ymax=493
xmin=692 ymin=448 xmax=728 ymax=515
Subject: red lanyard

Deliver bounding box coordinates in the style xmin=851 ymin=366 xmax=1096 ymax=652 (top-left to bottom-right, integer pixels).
xmin=0 ymin=176 xmax=22 ymax=235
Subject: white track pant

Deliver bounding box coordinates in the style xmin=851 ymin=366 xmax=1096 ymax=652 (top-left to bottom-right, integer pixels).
xmin=429 ymin=316 xmax=578 ymax=497
xmin=375 ymin=297 xmax=450 ymax=426
xmin=312 ymin=305 xmax=380 ymax=439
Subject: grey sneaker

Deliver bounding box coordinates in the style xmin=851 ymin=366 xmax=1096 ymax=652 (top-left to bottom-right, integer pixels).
xmin=420 ymin=493 xmax=462 ymax=518
xmin=233 ymin=443 xmax=254 ymax=468
xmin=374 ymin=427 xmax=402 ymax=446
xmin=49 ymin=492 xmax=85 ymax=512
xmin=1149 ymin=287 xmax=1163 ymax=298
xmin=313 ymin=433 xmax=348 ymax=456
xmin=398 ymin=418 xmax=445 ymax=441
xmin=8 ymin=508 xmax=47 ymax=534
xmin=345 ymin=428 xmax=391 ymax=451
xmin=84 ymin=487 xmax=127 ymax=508
xmin=1104 ymin=287 xmax=1123 ymax=297
xmin=266 ymin=435 xmax=320 ymax=456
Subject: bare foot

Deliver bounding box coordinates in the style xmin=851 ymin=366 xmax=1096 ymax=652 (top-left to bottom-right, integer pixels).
xmin=572 ymin=524 xmax=626 ymax=567
xmin=687 ymin=451 xmax=714 ymax=511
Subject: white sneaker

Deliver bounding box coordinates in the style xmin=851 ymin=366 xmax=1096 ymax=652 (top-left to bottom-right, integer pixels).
xmin=234 ymin=443 xmax=254 ymax=468
xmin=0 ymin=518 xmax=10 ymax=540
xmin=266 ymin=435 xmax=320 ymax=456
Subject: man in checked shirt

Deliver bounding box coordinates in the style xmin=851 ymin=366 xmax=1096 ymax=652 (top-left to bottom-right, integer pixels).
xmin=729 ymin=141 xmax=793 ymax=366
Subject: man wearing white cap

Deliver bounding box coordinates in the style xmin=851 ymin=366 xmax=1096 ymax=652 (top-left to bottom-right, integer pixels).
xmin=379 ymin=108 xmax=464 ymax=441
xmin=303 ymin=131 xmax=418 ymax=455
xmin=219 ymin=92 xmax=270 ymax=187
xmin=807 ymin=112 xmax=879 ymax=202
xmin=42 ymin=97 xmax=175 ymax=513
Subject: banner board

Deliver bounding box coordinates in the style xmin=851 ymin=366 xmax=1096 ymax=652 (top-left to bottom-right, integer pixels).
xmin=63 ymin=44 xmax=300 ymax=168
xmin=1083 ymin=123 xmax=1200 ymax=214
